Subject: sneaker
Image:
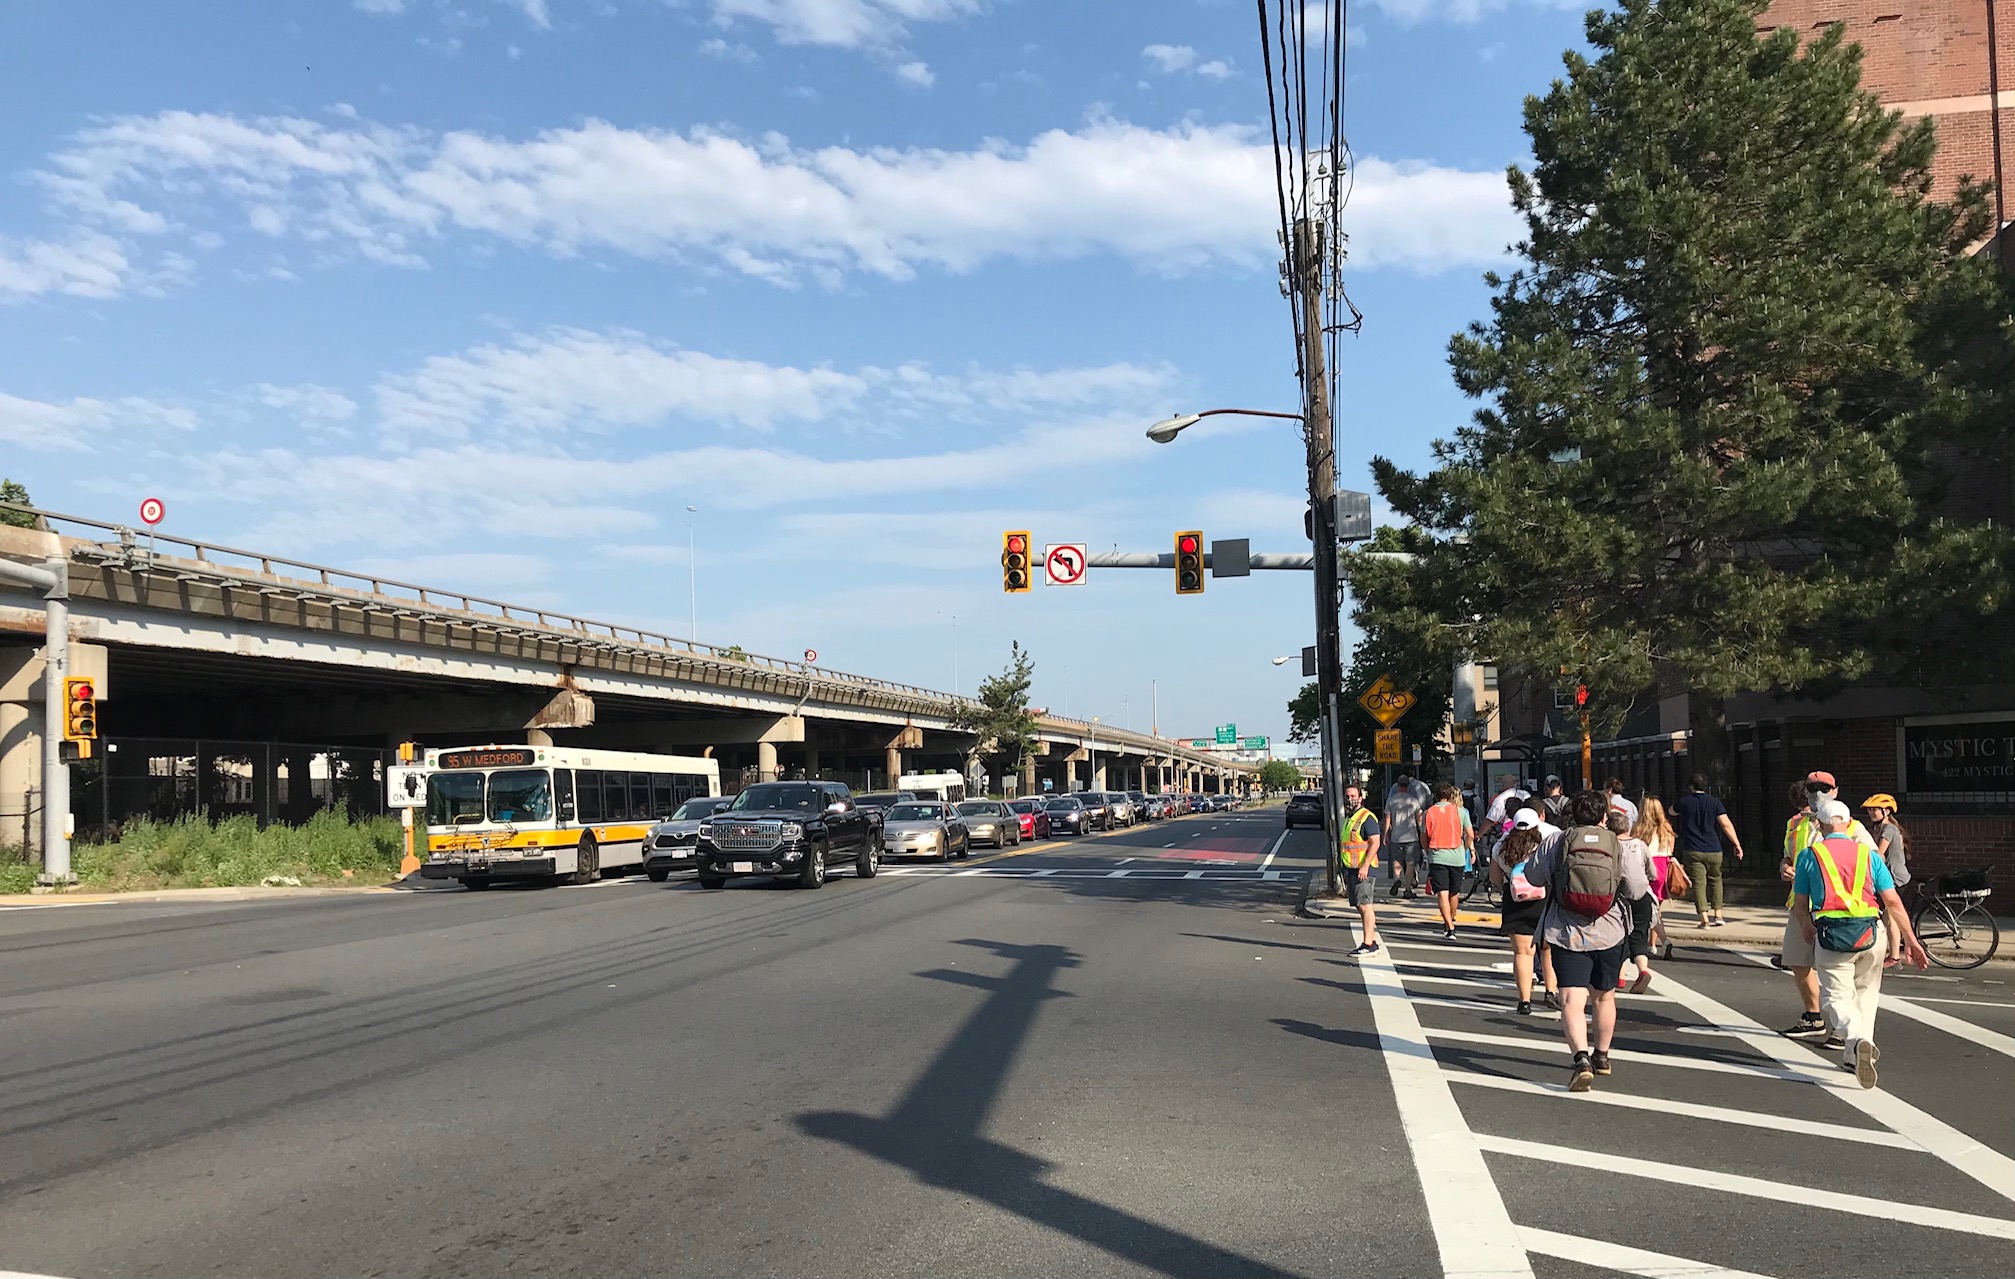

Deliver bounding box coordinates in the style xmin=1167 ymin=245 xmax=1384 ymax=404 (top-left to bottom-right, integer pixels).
xmin=1543 ymin=989 xmax=1563 ymax=1012
xmin=1590 ymin=1050 xmax=1613 ymax=1077
xmin=1443 ymin=928 xmax=1457 ymax=942
xmin=1853 ymin=1040 xmax=1881 ymax=1089
xmin=1348 ymin=941 xmax=1381 ymax=957
xmin=1781 ymin=1015 xmax=1828 ymax=1040
xmin=1820 ymin=1035 xmax=1847 ymax=1052
xmin=1516 ymin=999 xmax=1534 ymax=1016
xmin=1568 ymin=1052 xmax=1594 ymax=1092
xmin=1708 ymin=917 xmax=1726 ymax=928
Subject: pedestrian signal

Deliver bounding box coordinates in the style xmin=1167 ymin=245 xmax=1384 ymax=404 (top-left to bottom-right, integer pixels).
xmin=62 ymin=676 xmax=98 ymax=742
xmin=1002 ymin=531 xmax=1032 ymax=593
xmin=1175 ymin=530 xmax=1204 ymax=595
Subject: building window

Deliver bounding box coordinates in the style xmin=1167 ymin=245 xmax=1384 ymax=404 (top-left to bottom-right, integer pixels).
xmin=1482 ymin=665 xmax=1499 ymax=690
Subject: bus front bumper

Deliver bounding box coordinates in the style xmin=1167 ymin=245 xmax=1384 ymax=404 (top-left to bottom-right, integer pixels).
xmin=421 ymin=857 xmax=558 ymax=880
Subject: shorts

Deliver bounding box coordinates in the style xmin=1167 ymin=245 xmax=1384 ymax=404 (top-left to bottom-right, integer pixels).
xmin=1500 ymin=895 xmax=1545 ymax=937
xmin=1628 ymin=894 xmax=1656 ymax=958
xmin=1780 ymin=917 xmax=1816 ymax=968
xmin=1342 ymin=865 xmax=1377 ymax=907
xmin=1427 ymin=863 xmax=1464 ymax=894
xmin=1551 ymin=943 xmax=1625 ymax=990
xmin=1389 ymin=839 xmax=1422 ymax=867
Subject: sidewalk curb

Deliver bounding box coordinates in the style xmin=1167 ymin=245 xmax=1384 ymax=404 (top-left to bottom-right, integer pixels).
xmin=0 ymin=883 xmax=403 ymax=907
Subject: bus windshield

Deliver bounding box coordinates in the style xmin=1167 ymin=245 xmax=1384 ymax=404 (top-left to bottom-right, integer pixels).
xmin=426 ymin=773 xmax=485 ymax=826
xmin=486 ymin=769 xmax=553 ymax=823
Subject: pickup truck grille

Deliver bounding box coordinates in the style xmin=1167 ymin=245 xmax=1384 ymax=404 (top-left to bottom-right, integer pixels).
xmin=712 ymin=821 xmax=784 ymax=853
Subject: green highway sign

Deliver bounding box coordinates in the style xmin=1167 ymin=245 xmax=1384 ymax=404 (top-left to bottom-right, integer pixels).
xmin=1189 ymin=738 xmax=1214 ymax=748
xmin=1241 ymin=736 xmax=1268 ymax=750
xmin=1214 ymin=724 xmax=1237 ymax=745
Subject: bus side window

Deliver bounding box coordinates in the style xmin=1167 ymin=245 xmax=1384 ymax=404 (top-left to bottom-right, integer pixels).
xmin=652 ymin=773 xmax=674 ymax=819
xmin=554 ymin=769 xmax=575 ymax=824
xmin=628 ymin=772 xmax=651 ymax=821
xmin=577 ymin=770 xmax=605 ymax=824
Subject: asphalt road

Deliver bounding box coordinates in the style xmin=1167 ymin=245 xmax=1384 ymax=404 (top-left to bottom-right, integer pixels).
xmin=2 ymin=808 xmax=2012 ymax=1278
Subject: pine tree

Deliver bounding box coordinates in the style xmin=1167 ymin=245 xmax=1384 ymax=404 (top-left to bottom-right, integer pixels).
xmin=949 ymin=642 xmax=1040 ymax=783
xmin=1357 ymin=0 xmax=2014 ymax=781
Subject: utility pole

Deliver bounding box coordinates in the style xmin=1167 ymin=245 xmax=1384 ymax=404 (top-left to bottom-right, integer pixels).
xmin=1295 ymin=215 xmax=1345 ymax=900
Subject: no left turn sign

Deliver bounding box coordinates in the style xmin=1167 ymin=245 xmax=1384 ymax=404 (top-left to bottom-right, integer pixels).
xmin=1045 ymin=543 xmax=1087 ymax=587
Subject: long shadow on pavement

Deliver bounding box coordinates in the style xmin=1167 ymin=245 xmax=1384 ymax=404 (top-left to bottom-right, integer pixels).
xmin=796 ymin=938 xmax=1305 ymax=1279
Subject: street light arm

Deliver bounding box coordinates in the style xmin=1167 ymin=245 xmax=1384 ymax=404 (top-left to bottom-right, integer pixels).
xmin=1146 ymin=407 xmax=1304 ymax=443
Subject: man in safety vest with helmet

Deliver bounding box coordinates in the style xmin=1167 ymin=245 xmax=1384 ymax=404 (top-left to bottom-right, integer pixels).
xmin=1777 ymin=770 xmax=1878 ymax=1044
xmin=1339 ymin=783 xmax=1384 ymax=958
xmin=1790 ymin=798 xmax=1928 ymax=1088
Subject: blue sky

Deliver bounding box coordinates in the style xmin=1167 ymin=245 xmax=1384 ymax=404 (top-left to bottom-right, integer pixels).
xmin=1 ymin=0 xmax=1594 ymax=751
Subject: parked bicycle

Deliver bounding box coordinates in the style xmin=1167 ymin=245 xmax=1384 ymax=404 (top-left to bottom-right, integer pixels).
xmin=1910 ymin=869 xmax=1999 ymax=970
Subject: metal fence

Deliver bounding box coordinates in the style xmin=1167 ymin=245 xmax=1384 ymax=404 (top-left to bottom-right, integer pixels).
xmin=71 ymin=738 xmax=394 ymax=841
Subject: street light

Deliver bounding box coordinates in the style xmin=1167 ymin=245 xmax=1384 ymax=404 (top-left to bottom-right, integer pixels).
xmin=1271 ymin=655 xmax=1295 ymax=666
xmin=1147 ymin=407 xmax=1304 ymax=444
xmin=686 ymin=505 xmax=699 ymax=646
xmin=1146 ymin=403 xmax=1346 ymax=900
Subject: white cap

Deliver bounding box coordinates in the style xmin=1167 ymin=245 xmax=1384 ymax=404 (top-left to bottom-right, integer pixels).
xmin=1815 ymin=798 xmax=1852 ymax=824
xmin=1512 ymin=810 xmax=1541 ymax=830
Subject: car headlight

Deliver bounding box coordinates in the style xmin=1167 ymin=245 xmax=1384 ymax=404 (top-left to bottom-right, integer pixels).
xmin=698 ymin=820 xmax=714 ymax=836
xmin=782 ymin=823 xmax=804 ymax=839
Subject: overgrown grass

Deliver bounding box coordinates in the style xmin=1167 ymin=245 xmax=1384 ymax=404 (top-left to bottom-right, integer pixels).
xmin=1 ymin=810 xmax=407 ymax=894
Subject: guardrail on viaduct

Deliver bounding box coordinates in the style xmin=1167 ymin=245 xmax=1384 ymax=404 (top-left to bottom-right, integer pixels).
xmin=0 ymin=503 xmax=1252 ymax=772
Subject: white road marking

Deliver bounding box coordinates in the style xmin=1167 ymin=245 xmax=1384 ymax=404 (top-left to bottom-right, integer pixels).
xmin=1891 ymin=994 xmax=2015 ymax=1010
xmin=1477 ymin=1133 xmax=2015 ymax=1239
xmin=1421 ymin=1026 xmax=1840 ymax=1084
xmin=1260 ymin=828 xmax=1290 ymax=870
xmin=1351 ymin=924 xmax=1534 ymax=1279
xmin=1450 ymin=1072 xmax=1917 ymax=1149
xmin=1701 ymin=957 xmax=2015 ymax=1204
xmin=1184 ymin=870 xmax=1203 ymax=880
xmin=1884 ymin=997 xmax=2015 ymax=1063
xmin=1516 ymin=1226 xmax=1777 ymax=1279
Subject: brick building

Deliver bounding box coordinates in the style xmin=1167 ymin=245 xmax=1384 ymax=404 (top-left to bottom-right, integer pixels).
xmin=1759 ymin=2 xmax=2012 ymax=243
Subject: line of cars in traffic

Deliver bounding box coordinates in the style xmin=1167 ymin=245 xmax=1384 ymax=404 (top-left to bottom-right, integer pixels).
xmin=639 ymin=783 xmax=1246 ymax=886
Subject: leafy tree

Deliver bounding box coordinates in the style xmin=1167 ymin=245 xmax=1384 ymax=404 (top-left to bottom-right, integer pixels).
xmin=1358 ymin=0 xmax=2014 ymax=784
xmin=1258 ymin=759 xmax=1303 ymax=791
xmin=0 ymin=480 xmax=34 ymax=529
xmin=1286 ymin=682 xmax=1322 ymax=745
xmin=717 ymin=645 xmax=748 ymax=662
xmin=949 ymin=641 xmax=1040 ymax=782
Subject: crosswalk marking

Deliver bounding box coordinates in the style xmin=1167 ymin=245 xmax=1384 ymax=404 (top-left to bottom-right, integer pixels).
xmin=1421 ymin=1025 xmax=1843 ymax=1084
xmin=1447 ymin=1071 xmax=1917 ymax=1148
xmin=1516 ymin=1226 xmax=1776 ymax=1279
xmin=1477 ymin=1132 xmax=2015 ymax=1240
xmin=1884 ymin=996 xmax=2015 ymax=1063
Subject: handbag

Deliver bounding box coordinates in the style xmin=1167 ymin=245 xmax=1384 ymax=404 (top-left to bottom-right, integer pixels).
xmin=1664 ymin=857 xmax=1692 ymax=901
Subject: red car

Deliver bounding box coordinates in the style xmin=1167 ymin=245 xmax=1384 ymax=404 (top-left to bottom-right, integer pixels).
xmin=1008 ymin=798 xmax=1052 ymax=841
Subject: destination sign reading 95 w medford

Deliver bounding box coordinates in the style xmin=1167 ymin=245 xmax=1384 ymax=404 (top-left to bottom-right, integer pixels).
xmin=437 ymin=749 xmax=538 ymax=770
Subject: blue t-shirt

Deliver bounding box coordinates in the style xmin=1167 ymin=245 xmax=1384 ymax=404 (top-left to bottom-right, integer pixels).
xmin=1671 ymin=791 xmax=1728 ymax=853
xmin=1793 ymin=838 xmax=1895 ymax=908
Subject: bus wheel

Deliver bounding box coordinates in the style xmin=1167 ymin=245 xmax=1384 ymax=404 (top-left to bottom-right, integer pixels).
xmin=570 ymin=835 xmax=600 ymax=886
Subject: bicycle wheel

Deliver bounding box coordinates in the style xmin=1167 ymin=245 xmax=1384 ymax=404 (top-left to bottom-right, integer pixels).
xmin=1916 ymin=898 xmax=1996 ymax=970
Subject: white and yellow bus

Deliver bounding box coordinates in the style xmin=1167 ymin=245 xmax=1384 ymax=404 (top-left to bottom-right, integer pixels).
xmin=418 ymin=744 xmax=720 ymax=889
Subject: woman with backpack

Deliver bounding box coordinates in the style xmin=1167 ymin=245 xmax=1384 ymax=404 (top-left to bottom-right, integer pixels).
xmin=1526 ymin=789 xmax=1651 ymax=1091
xmin=1493 ymin=810 xmax=1558 ymax=1015
xmin=1422 ymin=781 xmax=1475 ymax=941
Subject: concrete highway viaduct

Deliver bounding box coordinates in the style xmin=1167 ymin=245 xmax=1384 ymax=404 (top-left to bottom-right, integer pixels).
xmin=1 ymin=510 xmax=1252 ymax=847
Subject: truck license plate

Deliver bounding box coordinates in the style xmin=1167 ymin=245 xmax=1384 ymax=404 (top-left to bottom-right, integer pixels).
xmin=731 ymin=861 xmax=755 ymax=874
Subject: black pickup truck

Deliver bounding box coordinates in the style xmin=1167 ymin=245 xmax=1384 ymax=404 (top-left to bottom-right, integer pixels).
xmin=694 ymin=780 xmax=881 ymax=890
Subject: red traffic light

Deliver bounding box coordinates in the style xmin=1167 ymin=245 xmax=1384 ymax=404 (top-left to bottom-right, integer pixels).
xmin=1575 ymin=684 xmax=1589 ymax=707
xmin=69 ymin=680 xmax=94 ymax=701
xmin=1178 ymin=535 xmax=1198 ymax=555
xmin=1006 ymin=534 xmax=1026 ymax=554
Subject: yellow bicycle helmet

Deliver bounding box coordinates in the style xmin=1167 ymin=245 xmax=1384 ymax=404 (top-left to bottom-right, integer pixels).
xmin=1862 ymin=793 xmax=1897 ymax=811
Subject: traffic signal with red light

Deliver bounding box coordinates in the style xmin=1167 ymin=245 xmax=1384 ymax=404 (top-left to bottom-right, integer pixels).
xmin=62 ymin=676 xmax=98 ymax=742
xmin=1002 ymin=530 xmax=1032 ymax=593
xmin=1175 ymin=530 xmax=1204 ymax=595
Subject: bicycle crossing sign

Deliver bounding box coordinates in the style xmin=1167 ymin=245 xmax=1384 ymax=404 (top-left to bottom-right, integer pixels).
xmin=1358 ymin=674 xmax=1416 ymax=728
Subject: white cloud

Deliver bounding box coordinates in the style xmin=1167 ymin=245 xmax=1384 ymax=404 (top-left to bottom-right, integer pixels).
xmin=698 ymin=37 xmax=758 ymax=61
xmin=708 ymin=0 xmax=985 ymax=49
xmin=28 ymin=110 xmax=1517 ymax=289
xmin=352 ymin=0 xmax=408 ymax=12
xmin=373 ymin=329 xmax=870 ymax=436
xmin=255 ymin=383 xmax=359 ymax=423
xmin=1141 ymin=44 xmax=1196 ymax=74
xmin=353 ymin=0 xmax=551 ymax=26
xmin=1195 ymin=60 xmax=1233 ymax=80
xmin=894 ymin=59 xmax=934 ymax=87
xmin=0 ymin=391 xmax=197 ymax=451
xmin=0 ymin=231 xmax=135 ymax=302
